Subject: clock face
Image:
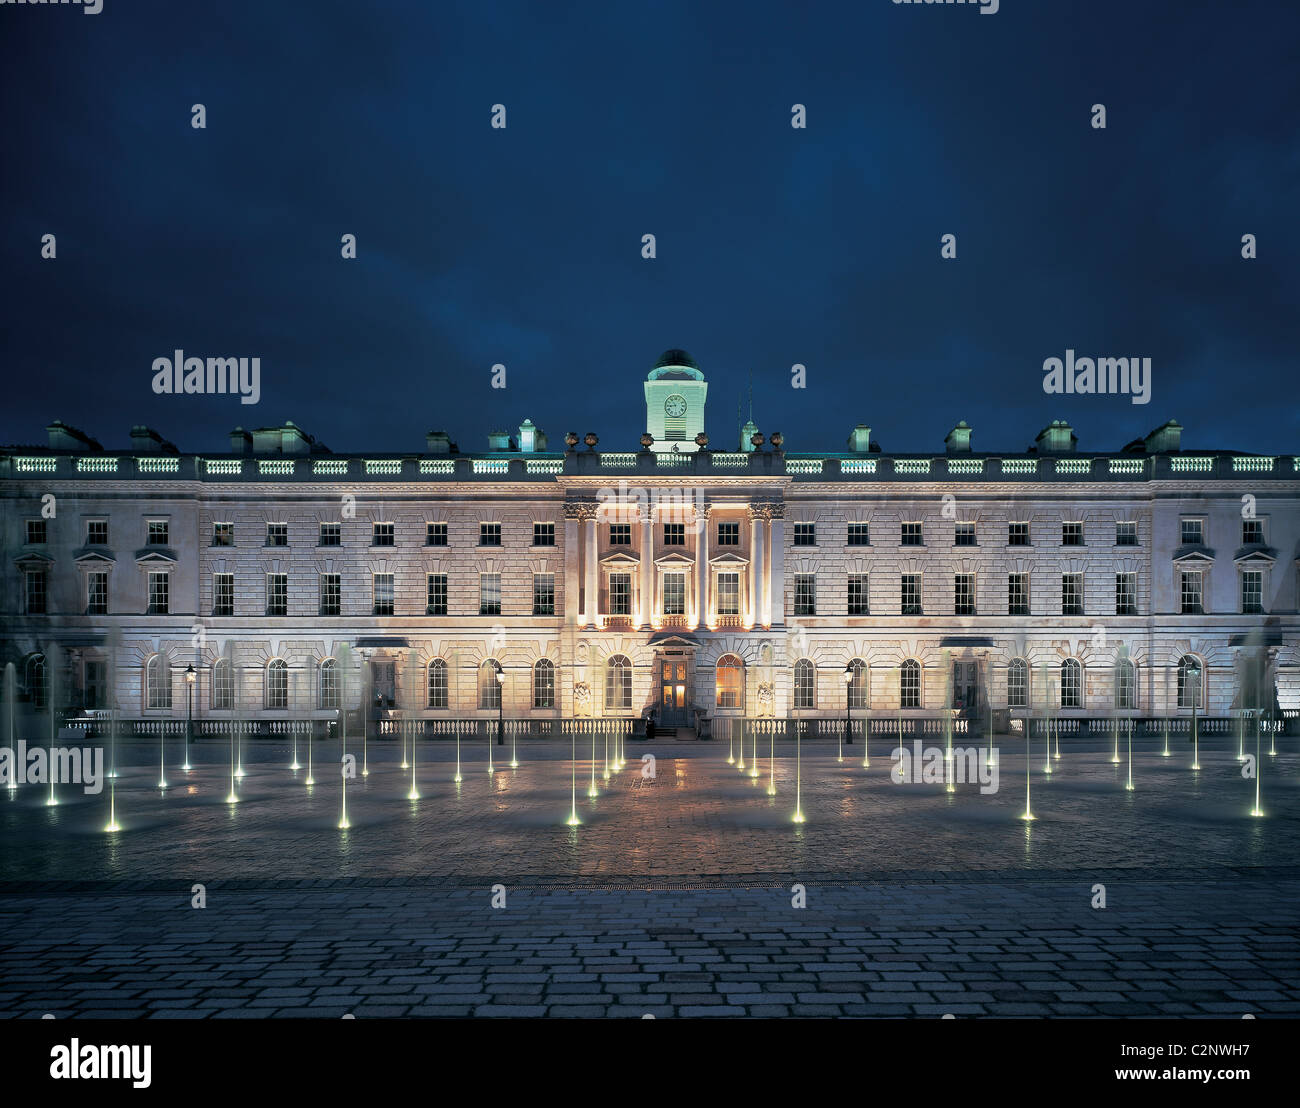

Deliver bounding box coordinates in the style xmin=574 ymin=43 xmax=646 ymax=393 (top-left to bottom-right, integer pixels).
xmin=664 ymin=394 xmax=688 ymax=418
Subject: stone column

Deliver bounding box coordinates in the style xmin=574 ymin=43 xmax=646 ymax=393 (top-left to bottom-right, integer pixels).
xmin=695 ymin=503 xmax=710 ymax=630
xmin=766 ymin=503 xmax=784 ymax=628
xmin=583 ymin=507 xmax=599 ymax=629
xmin=639 ymin=507 xmax=655 ymax=629
xmin=749 ymin=507 xmax=765 ymax=629
xmin=563 ymin=503 xmax=582 ymax=629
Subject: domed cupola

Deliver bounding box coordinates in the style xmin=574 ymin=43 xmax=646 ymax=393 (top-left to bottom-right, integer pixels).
xmin=644 ymin=348 xmax=708 ymax=451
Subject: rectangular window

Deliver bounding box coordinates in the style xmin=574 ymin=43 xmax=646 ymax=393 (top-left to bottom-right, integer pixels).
xmin=214 ymin=573 xmax=235 ymax=617
xmin=426 ymin=574 xmax=447 ymax=616
xmin=794 ymin=574 xmax=817 ymax=616
xmin=663 ymin=572 xmax=686 ymax=615
xmin=480 ymin=573 xmax=501 ymax=616
xmin=26 ymin=519 xmax=47 ymax=544
xmin=954 ymin=574 xmax=975 ymax=615
xmin=427 ymin=662 xmax=448 ymax=710
xmin=717 ymin=572 xmax=740 ymax=615
xmin=25 ymin=569 xmax=47 ymax=614
xmin=533 ymin=572 xmax=555 ymax=615
xmin=1242 ymin=519 xmax=1263 ymax=545
xmin=847 ymin=574 xmax=869 ymax=616
xmin=1008 ymin=573 xmax=1029 ymax=616
xmin=901 ymin=574 xmax=921 ymax=616
xmin=147 ymin=520 xmax=169 ymax=546
xmin=373 ymin=573 xmax=394 ymax=616
xmin=1116 ymin=521 xmax=1138 ymax=546
xmin=373 ymin=522 xmax=395 ymax=547
xmin=1062 ymin=522 xmax=1084 ymax=546
xmin=901 ymin=522 xmax=923 ymax=546
xmin=1242 ymin=570 xmax=1263 ymax=614
xmin=609 ymin=523 xmax=631 ymax=546
xmin=1116 ymin=573 xmax=1136 ymax=616
xmin=320 ymin=573 xmax=340 ymax=616
xmin=1180 ymin=571 xmax=1203 ymax=614
xmin=87 ymin=570 xmax=108 ymax=615
xmin=86 ymin=520 xmax=108 ymax=545
xmin=266 ymin=523 xmax=288 ymax=547
xmin=1008 ymin=522 xmax=1030 ymax=546
xmin=847 ymin=522 xmax=871 ymax=547
xmin=148 ymin=571 xmax=169 ymax=614
xmin=1062 ymin=573 xmax=1083 ymax=616
xmin=1181 ymin=519 xmax=1203 ymax=546
xmin=609 ymin=573 xmax=632 ymax=616
xmin=533 ymin=522 xmax=555 ymax=547
xmin=900 ymin=664 xmax=920 ymax=709
xmin=717 ymin=521 xmax=740 ymax=546
xmin=319 ymin=522 xmax=341 ymax=547
xmin=479 ymin=522 xmax=501 ymax=546
xmin=794 ymin=523 xmax=816 ymax=546
xmin=426 ymin=522 xmax=447 ymax=546
xmin=213 ymin=522 xmax=234 ymax=547
xmin=955 ymin=522 xmax=976 ymax=547
xmin=267 ymin=573 xmax=288 ymax=617
xmin=663 ymin=523 xmax=685 ymax=546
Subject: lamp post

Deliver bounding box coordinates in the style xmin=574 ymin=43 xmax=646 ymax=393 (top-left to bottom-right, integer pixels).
xmin=1189 ymin=659 xmax=1202 ymax=771
xmin=184 ymin=664 xmax=195 ymax=772
xmin=496 ymin=666 xmax=505 ymax=747
xmin=842 ymin=665 xmax=854 ymax=758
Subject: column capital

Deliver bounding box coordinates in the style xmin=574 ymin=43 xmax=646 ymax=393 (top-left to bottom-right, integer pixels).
xmin=565 ymin=498 xmax=601 ymax=522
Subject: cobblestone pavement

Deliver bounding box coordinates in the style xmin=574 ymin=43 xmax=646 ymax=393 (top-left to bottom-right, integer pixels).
xmin=2 ymin=737 xmax=1297 ymax=1017
xmin=2 ymin=876 xmax=1298 ymax=1018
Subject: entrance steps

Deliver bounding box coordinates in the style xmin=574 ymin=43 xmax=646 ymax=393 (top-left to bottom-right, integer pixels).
xmin=652 ymin=727 xmax=698 ymax=741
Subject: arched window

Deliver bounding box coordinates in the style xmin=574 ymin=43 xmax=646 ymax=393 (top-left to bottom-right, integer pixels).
xmin=427 ymin=659 xmax=448 ymax=710
xmin=146 ymin=654 xmax=171 ymax=710
xmin=1007 ymin=658 xmax=1029 ymax=708
xmin=212 ymin=658 xmax=234 ymax=711
xmin=1116 ymin=658 xmax=1136 ymax=710
xmin=25 ymin=653 xmax=47 ymax=709
xmin=533 ymin=659 xmax=555 ymax=709
xmin=479 ymin=660 xmax=502 ymax=710
xmin=606 ymin=654 xmax=632 ymax=710
xmin=319 ymin=658 xmax=340 ymax=710
xmin=1177 ymin=654 xmax=1203 ymax=709
xmin=793 ymin=659 xmax=816 ymax=710
xmin=1061 ymin=659 xmax=1082 ymax=709
xmin=265 ymin=659 xmax=288 ymax=710
xmin=900 ymin=660 xmax=921 ymax=708
xmin=847 ymin=658 xmax=868 ymax=710
xmin=716 ymin=654 xmax=744 ymax=709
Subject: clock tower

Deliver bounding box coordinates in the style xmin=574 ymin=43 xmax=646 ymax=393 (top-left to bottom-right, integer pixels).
xmin=644 ymin=349 xmax=708 ymax=452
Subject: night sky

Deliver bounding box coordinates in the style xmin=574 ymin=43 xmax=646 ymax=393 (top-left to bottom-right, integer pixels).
xmin=1 ymin=0 xmax=1296 ymax=458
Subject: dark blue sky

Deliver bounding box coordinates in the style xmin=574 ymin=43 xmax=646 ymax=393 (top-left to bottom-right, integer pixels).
xmin=2 ymin=0 xmax=1296 ymax=457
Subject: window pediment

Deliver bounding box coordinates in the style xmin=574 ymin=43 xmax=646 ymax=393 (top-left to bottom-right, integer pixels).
xmin=654 ymin=552 xmax=695 ymax=569
xmin=74 ymin=550 xmax=116 ymax=566
xmin=600 ymin=552 xmax=640 ymax=568
xmin=134 ymin=548 xmax=177 ymax=566
xmin=1233 ymin=548 xmax=1275 ymax=566
xmin=1172 ymin=548 xmax=1214 ymax=565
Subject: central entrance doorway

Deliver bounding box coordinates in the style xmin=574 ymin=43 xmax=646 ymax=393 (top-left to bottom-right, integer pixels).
xmin=658 ymin=655 xmax=692 ymax=728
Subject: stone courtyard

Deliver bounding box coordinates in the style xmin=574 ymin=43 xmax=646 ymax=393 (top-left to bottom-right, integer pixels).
xmin=1 ymin=735 xmax=1297 ymax=1017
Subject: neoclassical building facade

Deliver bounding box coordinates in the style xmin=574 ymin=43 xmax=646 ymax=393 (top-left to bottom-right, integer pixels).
xmin=2 ymin=350 xmax=1297 ymax=735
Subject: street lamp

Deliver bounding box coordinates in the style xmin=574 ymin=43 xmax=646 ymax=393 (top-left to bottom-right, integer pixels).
xmin=1189 ymin=659 xmax=1202 ymax=771
xmin=842 ymin=665 xmax=854 ymax=757
xmin=184 ymin=664 xmax=196 ymax=772
xmin=495 ymin=666 xmax=505 ymax=747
